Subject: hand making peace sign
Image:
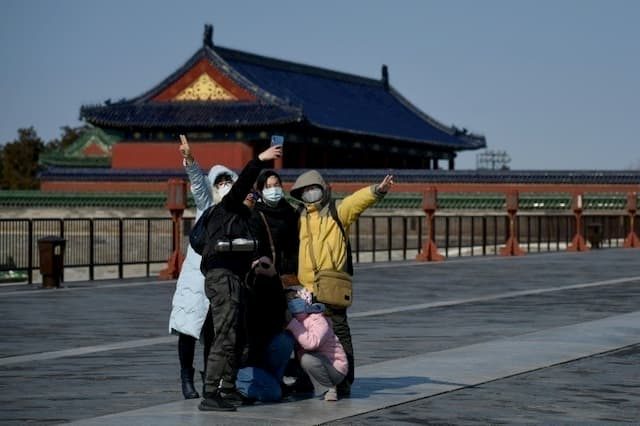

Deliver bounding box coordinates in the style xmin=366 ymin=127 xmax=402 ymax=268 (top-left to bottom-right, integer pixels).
xmin=179 ymin=134 xmax=194 ymax=165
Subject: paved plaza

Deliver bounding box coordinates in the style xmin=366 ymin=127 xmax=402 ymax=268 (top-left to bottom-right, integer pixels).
xmin=1 ymin=248 xmax=640 ymax=424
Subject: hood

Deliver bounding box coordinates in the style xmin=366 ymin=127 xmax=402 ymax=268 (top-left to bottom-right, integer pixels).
xmin=290 ymin=170 xmax=328 ymax=199
xmin=206 ymin=165 xmax=238 ymax=189
xmin=290 ymin=169 xmax=330 ymax=211
xmin=206 ymin=165 xmax=239 ymax=205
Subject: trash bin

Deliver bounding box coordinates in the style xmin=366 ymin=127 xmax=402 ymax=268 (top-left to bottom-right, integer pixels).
xmin=38 ymin=236 xmax=66 ymax=288
xmin=586 ymin=223 xmax=603 ymax=249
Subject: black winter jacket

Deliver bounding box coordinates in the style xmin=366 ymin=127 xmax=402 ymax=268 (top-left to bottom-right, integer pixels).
xmin=250 ymin=199 xmax=300 ymax=276
xmin=200 ymin=159 xmax=267 ymax=277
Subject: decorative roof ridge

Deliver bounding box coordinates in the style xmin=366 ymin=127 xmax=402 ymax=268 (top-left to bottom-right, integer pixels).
xmin=215 ymin=45 xmax=384 ymax=88
xmin=201 ymin=47 xmax=292 ymax=106
xmin=104 ymin=45 xmax=292 ymax=109
xmin=386 ymin=85 xmax=486 ymax=149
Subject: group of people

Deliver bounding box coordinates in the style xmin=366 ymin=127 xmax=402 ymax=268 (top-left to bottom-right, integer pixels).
xmin=168 ymin=135 xmax=394 ymax=412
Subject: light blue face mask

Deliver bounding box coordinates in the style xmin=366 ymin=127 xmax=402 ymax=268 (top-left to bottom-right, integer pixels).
xmin=262 ymin=186 xmax=283 ymax=205
xmin=301 ymin=187 xmax=323 ymax=203
xmin=217 ymin=183 xmax=232 ymax=199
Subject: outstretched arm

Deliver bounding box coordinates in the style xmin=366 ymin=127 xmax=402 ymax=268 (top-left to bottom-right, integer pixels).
xmin=337 ymin=174 xmax=395 ymax=226
xmin=179 ymin=134 xmax=213 ymax=212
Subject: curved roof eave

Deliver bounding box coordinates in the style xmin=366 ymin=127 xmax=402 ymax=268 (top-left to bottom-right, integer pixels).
xmin=304 ymin=120 xmax=483 ymax=150
xmin=386 ymin=86 xmax=486 ymax=148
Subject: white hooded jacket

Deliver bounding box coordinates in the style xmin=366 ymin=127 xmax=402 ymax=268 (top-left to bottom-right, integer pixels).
xmin=169 ymin=162 xmax=238 ymax=338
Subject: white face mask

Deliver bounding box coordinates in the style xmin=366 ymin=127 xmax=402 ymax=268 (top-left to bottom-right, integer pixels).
xmin=301 ymin=187 xmax=323 ymax=203
xmin=218 ymin=183 xmax=232 ymax=199
xmin=262 ymin=187 xmax=283 ymax=205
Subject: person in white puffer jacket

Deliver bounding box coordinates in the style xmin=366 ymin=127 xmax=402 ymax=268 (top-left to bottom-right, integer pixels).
xmin=169 ymin=134 xmax=238 ymax=399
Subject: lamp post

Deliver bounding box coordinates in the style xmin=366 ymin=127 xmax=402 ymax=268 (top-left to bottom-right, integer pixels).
xmin=500 ymin=190 xmax=525 ymax=256
xmin=416 ymin=187 xmax=444 ymax=261
xmin=624 ymin=191 xmax=639 ymax=248
xmin=160 ymin=178 xmax=187 ymax=279
xmin=567 ymin=192 xmax=589 ymax=251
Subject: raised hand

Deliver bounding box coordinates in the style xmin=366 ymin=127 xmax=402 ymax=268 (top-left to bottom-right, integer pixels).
xmin=179 ymin=134 xmax=194 ymax=164
xmin=377 ymin=174 xmax=394 ymax=193
xmin=257 ymin=144 xmax=283 ymax=162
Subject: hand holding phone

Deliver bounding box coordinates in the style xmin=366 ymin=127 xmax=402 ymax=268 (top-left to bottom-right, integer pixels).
xmin=271 ymin=135 xmax=284 ymax=147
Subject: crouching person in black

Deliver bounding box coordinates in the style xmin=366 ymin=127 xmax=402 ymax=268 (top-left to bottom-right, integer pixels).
xmin=198 ymin=144 xmax=282 ymax=412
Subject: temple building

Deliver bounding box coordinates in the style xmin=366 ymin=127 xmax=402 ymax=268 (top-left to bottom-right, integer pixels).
xmin=41 ymin=24 xmax=485 ymax=192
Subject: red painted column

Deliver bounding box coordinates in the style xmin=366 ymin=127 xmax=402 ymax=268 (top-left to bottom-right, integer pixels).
xmin=567 ymin=193 xmax=589 ymax=251
xmin=624 ymin=192 xmax=639 ymax=248
xmin=160 ymin=179 xmax=187 ymax=279
xmin=416 ymin=187 xmax=444 ymax=261
xmin=500 ymin=190 xmax=525 ymax=256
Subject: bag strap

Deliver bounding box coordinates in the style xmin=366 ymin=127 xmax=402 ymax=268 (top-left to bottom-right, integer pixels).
xmin=305 ymin=216 xmax=320 ymax=274
xmin=328 ymin=200 xmax=353 ymax=275
xmin=258 ymin=211 xmax=276 ymax=265
xmin=305 ymin=200 xmax=353 ymax=275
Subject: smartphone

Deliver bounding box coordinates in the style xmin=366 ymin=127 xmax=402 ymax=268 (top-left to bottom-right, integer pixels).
xmin=271 ymin=135 xmax=284 ymax=147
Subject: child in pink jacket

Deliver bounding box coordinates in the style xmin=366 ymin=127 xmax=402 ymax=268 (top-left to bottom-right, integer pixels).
xmin=286 ymin=289 xmax=348 ymax=401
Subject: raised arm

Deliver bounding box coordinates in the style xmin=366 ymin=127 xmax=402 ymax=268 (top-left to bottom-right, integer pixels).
xmin=179 ymin=134 xmax=213 ymax=212
xmin=337 ymin=174 xmax=394 ymax=226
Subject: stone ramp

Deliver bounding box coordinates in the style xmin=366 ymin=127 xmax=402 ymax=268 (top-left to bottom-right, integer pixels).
xmin=71 ymin=310 xmax=640 ymax=426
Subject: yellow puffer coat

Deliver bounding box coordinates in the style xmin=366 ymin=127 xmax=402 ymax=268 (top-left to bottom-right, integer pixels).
xmin=291 ymin=170 xmax=384 ymax=293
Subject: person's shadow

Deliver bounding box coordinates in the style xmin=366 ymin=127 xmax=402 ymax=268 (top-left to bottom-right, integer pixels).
xmin=350 ymin=376 xmax=468 ymax=399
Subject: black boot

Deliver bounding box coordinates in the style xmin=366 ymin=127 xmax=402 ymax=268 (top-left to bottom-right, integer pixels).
xmin=198 ymin=391 xmax=236 ymax=412
xmin=200 ymin=370 xmax=206 ymax=397
xmin=180 ymin=368 xmax=200 ymax=399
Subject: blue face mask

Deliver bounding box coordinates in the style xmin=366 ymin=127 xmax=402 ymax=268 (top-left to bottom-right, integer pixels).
xmin=217 ymin=183 xmax=232 ymax=199
xmin=301 ymin=187 xmax=323 ymax=203
xmin=262 ymin=187 xmax=283 ymax=205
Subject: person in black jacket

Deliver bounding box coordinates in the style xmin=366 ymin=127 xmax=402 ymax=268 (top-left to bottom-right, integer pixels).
xmin=198 ymin=145 xmax=282 ymax=412
xmin=252 ymin=170 xmax=300 ymax=282
xmin=233 ymin=170 xmax=300 ymax=402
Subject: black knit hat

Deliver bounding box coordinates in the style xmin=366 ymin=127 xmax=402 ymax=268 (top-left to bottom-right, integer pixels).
xmin=255 ymin=170 xmax=282 ymax=191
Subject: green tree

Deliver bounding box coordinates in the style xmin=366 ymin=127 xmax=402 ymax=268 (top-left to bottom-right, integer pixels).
xmin=1 ymin=127 xmax=44 ymax=189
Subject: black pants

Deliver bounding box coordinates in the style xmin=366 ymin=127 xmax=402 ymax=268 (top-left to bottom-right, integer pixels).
xmin=177 ymin=309 xmax=214 ymax=372
xmin=203 ymin=268 xmax=246 ymax=393
xmin=324 ymin=305 xmax=354 ymax=386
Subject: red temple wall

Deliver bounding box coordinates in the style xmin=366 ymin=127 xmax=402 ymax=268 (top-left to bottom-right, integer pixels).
xmin=112 ymin=141 xmax=254 ymax=170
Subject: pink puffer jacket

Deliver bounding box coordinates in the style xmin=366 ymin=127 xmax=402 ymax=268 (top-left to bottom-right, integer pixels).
xmin=286 ymin=313 xmax=348 ymax=375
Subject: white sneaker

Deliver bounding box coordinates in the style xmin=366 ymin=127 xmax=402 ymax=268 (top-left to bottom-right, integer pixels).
xmin=324 ymin=387 xmax=338 ymax=401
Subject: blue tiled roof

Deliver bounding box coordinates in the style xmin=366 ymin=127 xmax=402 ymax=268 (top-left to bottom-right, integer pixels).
xmin=216 ymin=47 xmax=484 ymax=149
xmin=81 ymin=101 xmax=300 ymax=129
xmin=81 ymin=43 xmax=485 ymax=150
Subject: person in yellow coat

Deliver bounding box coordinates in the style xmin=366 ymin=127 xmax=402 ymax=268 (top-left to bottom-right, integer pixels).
xmin=289 ymin=170 xmax=394 ymax=397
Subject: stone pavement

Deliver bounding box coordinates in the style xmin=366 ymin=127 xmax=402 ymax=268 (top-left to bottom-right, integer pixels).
xmin=1 ymin=248 xmax=640 ymax=424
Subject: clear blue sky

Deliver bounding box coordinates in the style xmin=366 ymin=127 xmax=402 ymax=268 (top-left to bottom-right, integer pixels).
xmin=1 ymin=0 xmax=638 ymax=170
